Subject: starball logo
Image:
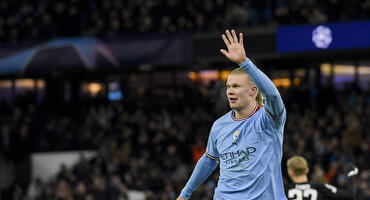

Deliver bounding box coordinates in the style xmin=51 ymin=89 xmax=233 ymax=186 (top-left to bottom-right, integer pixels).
xmin=312 ymin=25 xmax=332 ymax=49
xmin=220 ymin=147 xmax=256 ymax=165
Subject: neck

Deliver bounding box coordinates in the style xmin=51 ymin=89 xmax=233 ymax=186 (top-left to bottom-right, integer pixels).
xmin=292 ymin=175 xmax=308 ymax=183
xmin=234 ymin=101 xmax=257 ymax=119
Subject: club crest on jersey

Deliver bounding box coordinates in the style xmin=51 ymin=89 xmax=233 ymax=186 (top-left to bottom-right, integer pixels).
xmin=232 ymin=130 xmax=240 ymax=140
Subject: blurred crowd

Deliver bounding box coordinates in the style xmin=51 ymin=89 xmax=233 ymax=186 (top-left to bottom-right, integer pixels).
xmin=0 ymin=76 xmax=369 ymax=200
xmin=1 ymin=0 xmax=370 ymax=42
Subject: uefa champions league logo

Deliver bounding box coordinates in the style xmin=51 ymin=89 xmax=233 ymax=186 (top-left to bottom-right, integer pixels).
xmin=312 ymin=25 xmax=332 ymax=49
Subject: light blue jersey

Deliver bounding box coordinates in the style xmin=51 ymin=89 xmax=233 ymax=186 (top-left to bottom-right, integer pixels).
xmin=180 ymin=59 xmax=287 ymax=200
xmin=207 ymin=104 xmax=286 ymax=200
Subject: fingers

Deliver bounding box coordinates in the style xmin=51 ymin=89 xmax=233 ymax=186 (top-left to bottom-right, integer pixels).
xmin=225 ymin=29 xmax=242 ymax=44
xmin=220 ymin=49 xmax=228 ymax=56
xmin=239 ymin=32 xmax=243 ymax=46
xmin=222 ymin=34 xmax=231 ymax=47
xmin=223 ymin=29 xmax=243 ymax=49
xmin=225 ymin=29 xmax=234 ymax=44
xmin=231 ymin=30 xmax=238 ymax=43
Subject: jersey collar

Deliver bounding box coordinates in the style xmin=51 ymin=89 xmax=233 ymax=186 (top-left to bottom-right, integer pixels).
xmin=231 ymin=104 xmax=261 ymax=121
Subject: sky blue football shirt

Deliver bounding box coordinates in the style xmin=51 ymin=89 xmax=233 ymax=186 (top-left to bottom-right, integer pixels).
xmin=206 ymin=104 xmax=286 ymax=200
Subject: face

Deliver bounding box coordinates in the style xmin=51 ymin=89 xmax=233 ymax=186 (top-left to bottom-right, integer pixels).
xmin=226 ymin=73 xmax=256 ymax=111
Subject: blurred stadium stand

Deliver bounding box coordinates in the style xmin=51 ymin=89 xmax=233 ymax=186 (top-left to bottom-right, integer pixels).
xmin=0 ymin=0 xmax=370 ymax=200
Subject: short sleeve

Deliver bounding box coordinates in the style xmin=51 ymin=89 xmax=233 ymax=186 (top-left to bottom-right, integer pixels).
xmin=205 ymin=124 xmax=219 ymax=160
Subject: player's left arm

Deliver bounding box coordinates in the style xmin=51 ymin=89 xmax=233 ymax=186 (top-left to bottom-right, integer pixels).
xmin=240 ymin=59 xmax=284 ymax=121
xmin=220 ymin=29 xmax=284 ymax=121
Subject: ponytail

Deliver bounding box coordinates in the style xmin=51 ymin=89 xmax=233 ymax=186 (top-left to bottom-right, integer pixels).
xmin=256 ymin=91 xmax=264 ymax=106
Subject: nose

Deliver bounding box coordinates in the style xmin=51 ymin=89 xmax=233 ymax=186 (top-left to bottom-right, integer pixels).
xmin=227 ymin=87 xmax=234 ymax=96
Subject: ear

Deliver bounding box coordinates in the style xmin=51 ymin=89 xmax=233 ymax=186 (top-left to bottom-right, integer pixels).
xmin=306 ymin=168 xmax=309 ymax=175
xmin=249 ymin=86 xmax=258 ymax=96
xmin=288 ymin=169 xmax=294 ymax=178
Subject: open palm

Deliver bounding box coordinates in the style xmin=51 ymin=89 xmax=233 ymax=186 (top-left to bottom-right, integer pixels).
xmin=220 ymin=29 xmax=247 ymax=65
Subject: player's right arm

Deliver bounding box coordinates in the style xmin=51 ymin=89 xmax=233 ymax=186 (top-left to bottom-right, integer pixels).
xmin=177 ymin=154 xmax=218 ymax=199
xmin=177 ymin=124 xmax=220 ymax=200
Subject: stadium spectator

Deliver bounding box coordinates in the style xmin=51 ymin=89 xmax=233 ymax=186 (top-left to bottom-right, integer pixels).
xmin=1 ymin=0 xmax=370 ymax=42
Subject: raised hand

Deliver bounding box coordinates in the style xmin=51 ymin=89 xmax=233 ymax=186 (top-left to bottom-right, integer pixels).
xmin=176 ymin=197 xmax=187 ymax=200
xmin=220 ymin=29 xmax=247 ymax=65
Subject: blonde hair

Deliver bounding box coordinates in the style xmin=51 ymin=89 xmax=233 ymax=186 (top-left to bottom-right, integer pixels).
xmin=287 ymin=156 xmax=308 ymax=176
xmin=229 ymin=68 xmax=265 ymax=106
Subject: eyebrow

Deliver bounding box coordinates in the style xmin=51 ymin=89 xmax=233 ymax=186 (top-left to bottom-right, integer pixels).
xmin=226 ymin=83 xmax=240 ymax=87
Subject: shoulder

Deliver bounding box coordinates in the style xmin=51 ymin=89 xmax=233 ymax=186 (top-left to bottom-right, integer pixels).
xmin=261 ymin=105 xmax=286 ymax=119
xmin=307 ymin=181 xmax=324 ymax=189
xmin=284 ymin=182 xmax=296 ymax=190
xmin=209 ymin=111 xmax=232 ymax=137
xmin=260 ymin=105 xmax=287 ymax=128
xmin=309 ymin=182 xmax=338 ymax=193
xmin=213 ymin=110 xmax=232 ymax=127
